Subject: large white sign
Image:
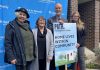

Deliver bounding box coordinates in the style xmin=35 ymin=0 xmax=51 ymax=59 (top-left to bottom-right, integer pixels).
xmin=53 ymin=23 xmax=77 ymax=66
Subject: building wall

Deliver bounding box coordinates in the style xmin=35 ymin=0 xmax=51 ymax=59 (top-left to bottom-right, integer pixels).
xmin=68 ymin=0 xmax=100 ymax=49
xmin=95 ymin=0 xmax=100 ymax=47
xmin=67 ymin=0 xmax=78 ymax=20
xmin=78 ymin=1 xmax=95 ymax=49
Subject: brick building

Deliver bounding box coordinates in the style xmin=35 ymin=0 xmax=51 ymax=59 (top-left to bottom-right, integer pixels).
xmin=68 ymin=0 xmax=100 ymax=50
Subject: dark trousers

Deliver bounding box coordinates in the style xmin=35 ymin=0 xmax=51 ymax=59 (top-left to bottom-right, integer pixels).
xmin=39 ymin=59 xmax=46 ymax=70
xmin=78 ymin=47 xmax=86 ymax=70
xmin=50 ymin=56 xmax=65 ymax=70
xmin=16 ymin=61 xmax=33 ymax=70
xmin=70 ymin=63 xmax=77 ymax=70
xmin=71 ymin=47 xmax=86 ymax=70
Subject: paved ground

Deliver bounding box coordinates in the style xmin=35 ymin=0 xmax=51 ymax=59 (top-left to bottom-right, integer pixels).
xmin=86 ymin=69 xmax=100 ymax=70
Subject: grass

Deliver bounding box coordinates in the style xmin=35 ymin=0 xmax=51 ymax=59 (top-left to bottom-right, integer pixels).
xmin=86 ymin=63 xmax=100 ymax=69
xmin=55 ymin=60 xmax=75 ymax=66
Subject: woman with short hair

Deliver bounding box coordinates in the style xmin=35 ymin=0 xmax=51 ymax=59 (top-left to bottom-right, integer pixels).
xmin=32 ymin=16 xmax=54 ymax=70
xmin=4 ymin=8 xmax=36 ymax=70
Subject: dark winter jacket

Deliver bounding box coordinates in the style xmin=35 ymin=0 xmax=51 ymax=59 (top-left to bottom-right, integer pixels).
xmin=77 ymin=28 xmax=86 ymax=47
xmin=4 ymin=19 xmax=36 ymax=65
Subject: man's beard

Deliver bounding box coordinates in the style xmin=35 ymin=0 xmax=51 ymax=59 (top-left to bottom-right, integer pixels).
xmin=56 ymin=12 xmax=61 ymax=16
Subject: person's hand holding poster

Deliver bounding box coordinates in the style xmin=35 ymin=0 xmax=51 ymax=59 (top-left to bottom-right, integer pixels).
xmin=53 ymin=23 xmax=77 ymax=66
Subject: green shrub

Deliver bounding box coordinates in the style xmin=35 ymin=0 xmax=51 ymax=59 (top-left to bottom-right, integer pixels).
xmin=86 ymin=63 xmax=100 ymax=69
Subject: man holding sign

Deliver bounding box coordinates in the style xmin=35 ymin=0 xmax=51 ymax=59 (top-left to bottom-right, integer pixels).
xmin=47 ymin=3 xmax=66 ymax=70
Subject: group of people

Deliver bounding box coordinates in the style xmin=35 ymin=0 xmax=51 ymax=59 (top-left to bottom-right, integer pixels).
xmin=4 ymin=3 xmax=86 ymax=70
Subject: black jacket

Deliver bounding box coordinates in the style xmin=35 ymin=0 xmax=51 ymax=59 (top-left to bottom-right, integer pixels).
xmin=47 ymin=15 xmax=65 ymax=34
xmin=69 ymin=20 xmax=86 ymax=47
xmin=4 ymin=19 xmax=35 ymax=65
xmin=77 ymin=28 xmax=86 ymax=47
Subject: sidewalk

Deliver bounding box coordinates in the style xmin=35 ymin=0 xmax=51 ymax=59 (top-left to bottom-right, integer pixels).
xmin=87 ymin=69 xmax=100 ymax=70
